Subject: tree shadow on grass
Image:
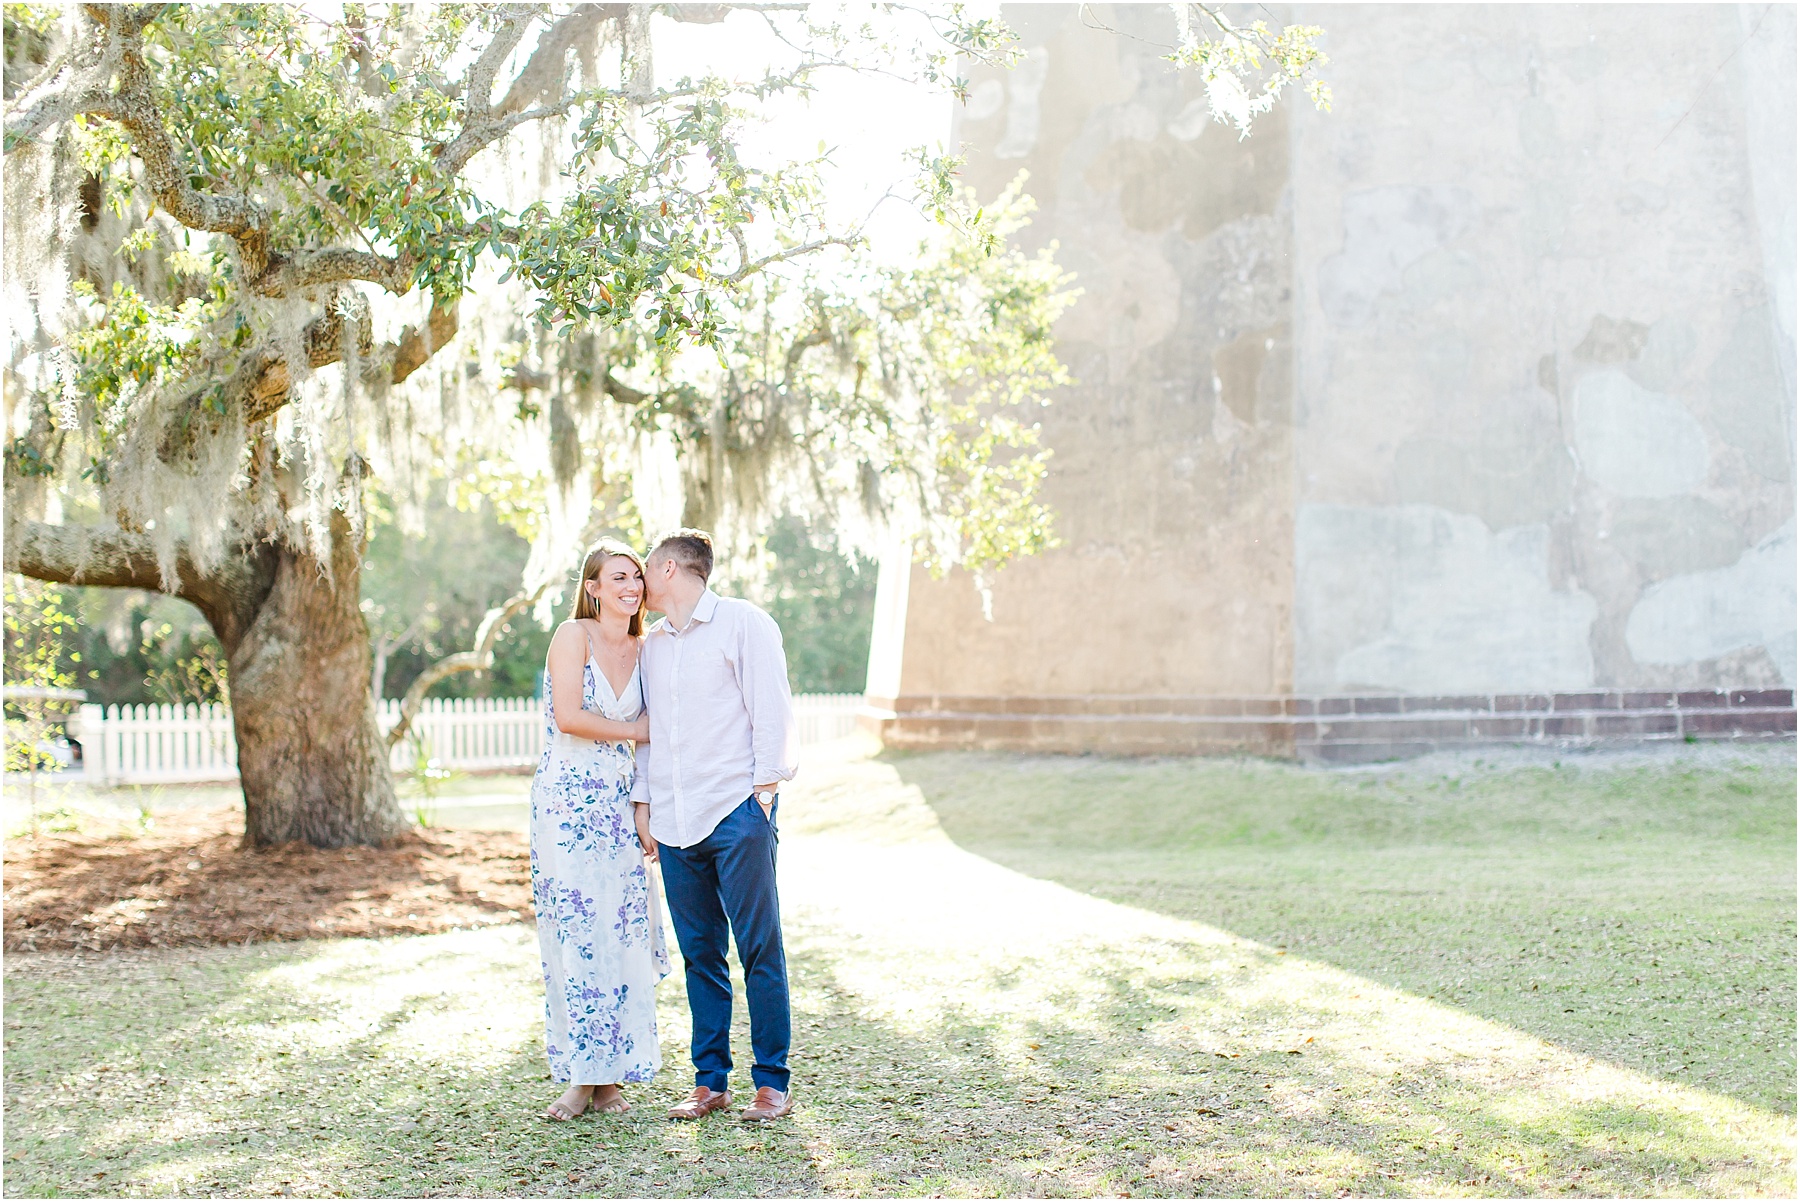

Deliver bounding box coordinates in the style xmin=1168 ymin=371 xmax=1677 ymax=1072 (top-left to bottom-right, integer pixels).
xmin=3 ymin=910 xmax=1792 ymax=1197
xmin=780 ymin=909 xmax=1787 ymax=1197
xmin=2 ymin=930 xmax=829 ymax=1199
xmin=880 ymin=750 xmax=1797 ymax=1118
xmin=10 ymin=928 xmax=1785 ymax=1194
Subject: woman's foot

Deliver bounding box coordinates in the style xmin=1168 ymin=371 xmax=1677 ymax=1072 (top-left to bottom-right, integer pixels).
xmin=590 ymin=1084 xmax=630 ymax=1114
xmin=544 ymin=1084 xmax=595 ymax=1122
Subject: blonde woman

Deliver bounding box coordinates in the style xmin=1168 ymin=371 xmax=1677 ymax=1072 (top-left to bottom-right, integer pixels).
xmin=530 ymin=539 xmax=669 ymax=1120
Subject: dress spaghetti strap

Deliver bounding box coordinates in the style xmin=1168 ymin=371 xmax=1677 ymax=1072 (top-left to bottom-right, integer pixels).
xmin=579 ymin=620 xmax=604 ymax=670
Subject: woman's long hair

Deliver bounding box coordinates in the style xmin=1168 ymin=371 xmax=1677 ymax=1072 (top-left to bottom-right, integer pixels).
xmin=572 ymin=539 xmax=647 ymax=637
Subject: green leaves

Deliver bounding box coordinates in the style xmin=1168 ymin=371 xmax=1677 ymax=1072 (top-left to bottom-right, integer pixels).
xmin=68 ymin=280 xmax=214 ymax=411
xmin=601 ymin=168 xmax=1076 ymax=581
xmin=4 ymin=437 xmax=58 ymax=478
xmin=889 ymin=177 xmax=1075 ymax=577
xmin=15 ymin=3 xmax=1105 ymax=594
xmin=3 ymin=577 xmax=83 ymax=778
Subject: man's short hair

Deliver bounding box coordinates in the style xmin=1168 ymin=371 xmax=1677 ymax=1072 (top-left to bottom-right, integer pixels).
xmin=650 ymin=529 xmax=714 ymax=582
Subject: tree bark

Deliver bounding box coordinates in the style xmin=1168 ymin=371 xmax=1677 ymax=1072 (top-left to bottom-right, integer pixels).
xmin=8 ymin=515 xmax=408 ymax=847
xmin=226 ymin=514 xmax=409 ymax=848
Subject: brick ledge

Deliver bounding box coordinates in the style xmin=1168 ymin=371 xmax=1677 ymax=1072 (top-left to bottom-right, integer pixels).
xmin=860 ymin=690 xmax=1796 ymax=762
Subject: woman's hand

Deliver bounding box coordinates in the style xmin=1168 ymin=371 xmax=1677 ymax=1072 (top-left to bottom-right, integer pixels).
xmin=634 ymin=803 xmax=658 ymax=862
xmin=629 ymin=715 xmax=650 ymax=744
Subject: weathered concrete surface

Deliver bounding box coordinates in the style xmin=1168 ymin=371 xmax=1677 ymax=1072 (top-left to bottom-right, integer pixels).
xmin=871 ymin=4 xmax=1795 ymax=752
xmin=884 ymin=4 xmax=1299 ymax=703
xmin=1626 ymin=521 xmax=1797 ymax=686
xmin=1296 ymin=504 xmax=1598 ymax=694
xmin=1290 ymin=3 xmax=1797 ymax=696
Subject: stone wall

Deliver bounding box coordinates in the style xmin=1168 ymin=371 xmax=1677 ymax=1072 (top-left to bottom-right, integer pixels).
xmin=866 ymin=4 xmax=1796 ymax=758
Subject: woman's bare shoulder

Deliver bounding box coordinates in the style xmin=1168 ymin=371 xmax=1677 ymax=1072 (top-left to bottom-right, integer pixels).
xmin=549 ymin=619 xmax=589 ymax=645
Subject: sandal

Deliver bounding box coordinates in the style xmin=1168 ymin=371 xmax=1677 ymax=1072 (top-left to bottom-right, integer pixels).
xmin=591 ymin=1085 xmax=630 ymax=1115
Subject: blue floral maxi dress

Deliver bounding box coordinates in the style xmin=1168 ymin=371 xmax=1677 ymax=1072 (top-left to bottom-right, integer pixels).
xmin=529 ymin=653 xmax=670 ymax=1086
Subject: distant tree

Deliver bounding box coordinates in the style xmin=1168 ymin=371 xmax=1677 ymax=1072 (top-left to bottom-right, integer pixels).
xmin=759 ymin=516 xmax=878 ymax=695
xmin=361 ymin=489 xmax=549 ymax=705
xmin=3 ymin=577 xmax=83 ymax=828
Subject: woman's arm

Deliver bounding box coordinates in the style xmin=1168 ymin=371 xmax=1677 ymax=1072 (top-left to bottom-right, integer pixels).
xmin=547 ymin=622 xmax=648 ymax=742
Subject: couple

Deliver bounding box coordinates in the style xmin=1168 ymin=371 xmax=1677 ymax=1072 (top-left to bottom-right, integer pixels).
xmin=528 ymin=529 xmax=797 ymax=1124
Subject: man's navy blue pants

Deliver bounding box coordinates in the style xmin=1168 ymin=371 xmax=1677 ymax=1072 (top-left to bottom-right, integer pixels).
xmin=658 ymin=795 xmax=791 ymax=1094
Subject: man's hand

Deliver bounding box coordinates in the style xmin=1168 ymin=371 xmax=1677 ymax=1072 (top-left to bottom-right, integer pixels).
xmin=754 ymin=784 xmax=778 ymax=820
xmin=633 ymin=803 xmax=658 ymax=862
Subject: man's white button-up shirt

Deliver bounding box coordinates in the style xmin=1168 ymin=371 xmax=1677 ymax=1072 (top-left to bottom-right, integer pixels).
xmin=630 ymin=588 xmax=798 ymax=848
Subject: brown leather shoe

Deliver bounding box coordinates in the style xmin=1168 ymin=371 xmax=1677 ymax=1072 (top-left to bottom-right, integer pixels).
xmin=739 ymin=1086 xmax=794 ymax=1122
xmin=666 ymin=1087 xmax=731 ymax=1121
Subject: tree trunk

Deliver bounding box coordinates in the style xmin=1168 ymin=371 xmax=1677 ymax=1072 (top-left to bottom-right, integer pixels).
xmin=7 ymin=515 xmax=408 ymax=847
xmin=227 ymin=519 xmax=409 ymax=848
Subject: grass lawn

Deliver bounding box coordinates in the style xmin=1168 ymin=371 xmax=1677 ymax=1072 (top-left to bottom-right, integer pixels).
xmin=890 ymin=745 xmax=1798 ymax=1115
xmin=4 ymin=741 xmax=1794 ymax=1197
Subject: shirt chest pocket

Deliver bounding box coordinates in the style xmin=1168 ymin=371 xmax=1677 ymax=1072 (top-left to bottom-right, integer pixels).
xmin=676 ymin=642 xmax=738 ymax=694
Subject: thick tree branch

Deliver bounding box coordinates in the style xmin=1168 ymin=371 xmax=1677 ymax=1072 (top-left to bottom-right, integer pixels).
xmin=497 ymin=5 xmax=624 ymax=116
xmin=6 ymin=519 xmax=275 ymax=652
xmin=258 ymin=248 xmax=416 ymax=298
xmin=601 ymin=371 xmax=651 ymax=405
xmin=507 ymin=365 xmax=553 ymax=392
xmin=231 ymin=296 xmax=455 ymax=425
xmin=3 ymin=46 xmax=72 ymax=120
xmin=384 ymin=581 xmax=552 ymax=748
xmin=5 ymin=13 xmax=117 ymax=144
xmin=10 ymin=8 xmax=415 ymax=296
xmin=464 ymin=5 xmax=541 ymax=123
xmin=783 ymin=326 xmax=830 ymax=381
xmin=91 ymin=25 xmax=273 ymax=278
xmin=436 ymin=4 xmax=624 ymax=175
xmin=231 ymin=307 xmax=370 ymax=424
xmin=390 ymin=299 xmax=461 ymax=386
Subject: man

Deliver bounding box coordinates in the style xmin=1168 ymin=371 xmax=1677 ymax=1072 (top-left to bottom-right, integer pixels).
xmin=632 ymin=529 xmax=799 ymax=1123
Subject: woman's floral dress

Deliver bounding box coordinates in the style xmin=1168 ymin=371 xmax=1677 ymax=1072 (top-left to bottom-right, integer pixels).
xmin=529 ymin=650 xmax=670 ymax=1086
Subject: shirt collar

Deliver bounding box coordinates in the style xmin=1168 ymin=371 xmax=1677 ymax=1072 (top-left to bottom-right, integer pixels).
xmin=651 ymin=588 xmax=720 ymax=636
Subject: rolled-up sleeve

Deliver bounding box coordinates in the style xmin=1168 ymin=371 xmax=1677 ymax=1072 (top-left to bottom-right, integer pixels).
xmin=740 ymin=608 xmax=798 ymax=788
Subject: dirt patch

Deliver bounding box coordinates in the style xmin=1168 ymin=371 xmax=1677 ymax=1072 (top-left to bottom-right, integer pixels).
xmin=3 ymin=807 xmax=532 ymax=951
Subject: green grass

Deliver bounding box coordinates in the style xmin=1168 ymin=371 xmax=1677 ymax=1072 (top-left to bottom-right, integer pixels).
xmin=887 ymin=747 xmax=1797 ymax=1115
xmin=3 ymin=742 xmax=1794 ymax=1197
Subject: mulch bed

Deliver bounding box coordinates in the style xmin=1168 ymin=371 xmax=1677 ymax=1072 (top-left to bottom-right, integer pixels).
xmin=3 ymin=807 xmax=534 ymax=952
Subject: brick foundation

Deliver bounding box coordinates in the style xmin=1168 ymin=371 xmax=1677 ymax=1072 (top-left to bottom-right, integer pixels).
xmin=860 ymin=690 xmax=1796 ymax=763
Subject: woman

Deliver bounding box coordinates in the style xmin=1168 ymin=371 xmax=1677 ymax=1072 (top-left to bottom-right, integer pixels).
xmin=530 ymin=538 xmax=669 ymax=1120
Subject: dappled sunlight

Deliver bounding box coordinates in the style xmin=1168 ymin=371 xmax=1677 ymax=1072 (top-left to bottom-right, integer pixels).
xmin=5 ymin=740 xmax=1792 ymax=1196
xmin=771 ymin=743 xmax=1795 ymax=1196
xmin=249 ymin=929 xmax=546 ymax=1072
xmin=876 ymin=743 xmax=1797 ymax=1115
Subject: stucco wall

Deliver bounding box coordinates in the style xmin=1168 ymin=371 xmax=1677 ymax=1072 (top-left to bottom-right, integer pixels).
xmin=1291 ymin=3 xmax=1797 ymax=694
xmin=891 ymin=4 xmax=1300 ymax=700
xmin=875 ymin=4 xmax=1795 ymax=718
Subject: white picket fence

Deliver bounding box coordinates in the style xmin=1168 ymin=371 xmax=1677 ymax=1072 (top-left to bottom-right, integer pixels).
xmin=66 ymin=693 xmax=866 ymax=786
